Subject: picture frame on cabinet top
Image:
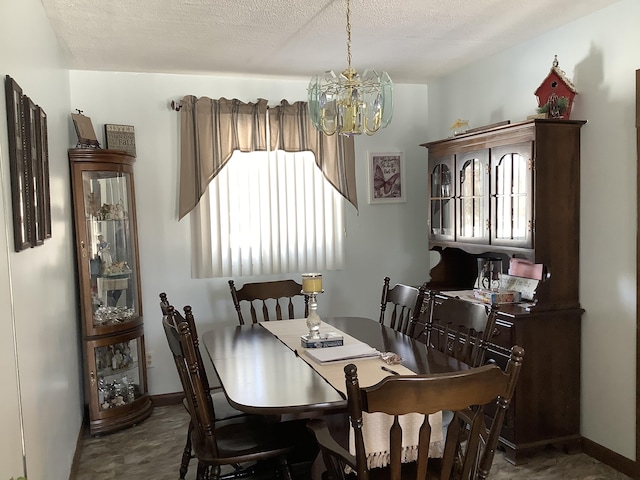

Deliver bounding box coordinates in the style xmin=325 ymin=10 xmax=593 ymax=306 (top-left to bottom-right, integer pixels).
xmin=104 ymin=124 xmax=136 ymax=157
xmin=71 ymin=112 xmax=100 ymax=148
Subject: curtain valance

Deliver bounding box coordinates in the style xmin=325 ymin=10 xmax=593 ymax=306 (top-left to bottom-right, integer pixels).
xmin=178 ymin=96 xmax=357 ymax=219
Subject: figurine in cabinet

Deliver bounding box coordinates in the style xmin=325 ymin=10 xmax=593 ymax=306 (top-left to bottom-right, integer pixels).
xmin=97 ymin=235 xmax=112 ymax=268
xmin=112 ymin=348 xmax=123 ymax=370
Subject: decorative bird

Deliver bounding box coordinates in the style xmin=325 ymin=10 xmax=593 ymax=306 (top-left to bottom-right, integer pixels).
xmin=450 ymin=118 xmax=469 ymax=131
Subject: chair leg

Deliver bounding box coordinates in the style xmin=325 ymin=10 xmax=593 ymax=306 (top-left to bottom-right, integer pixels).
xmin=197 ymin=461 xmax=213 ymax=480
xmin=180 ymin=421 xmax=194 ymax=479
xmin=277 ymin=456 xmax=293 ymax=480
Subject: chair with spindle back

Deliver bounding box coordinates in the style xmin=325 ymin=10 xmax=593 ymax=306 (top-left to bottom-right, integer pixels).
xmin=228 ymin=279 xmax=309 ymax=325
xmin=159 ymin=293 xmax=247 ymax=479
xmin=421 ymin=293 xmax=500 ymax=368
xmin=307 ymin=346 xmax=525 ymax=480
xmin=163 ymin=305 xmax=313 ymax=480
xmin=379 ymin=277 xmax=427 ymax=336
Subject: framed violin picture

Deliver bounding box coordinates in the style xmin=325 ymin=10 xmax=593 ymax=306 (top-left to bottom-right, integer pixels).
xmin=367 ymin=151 xmax=406 ymax=204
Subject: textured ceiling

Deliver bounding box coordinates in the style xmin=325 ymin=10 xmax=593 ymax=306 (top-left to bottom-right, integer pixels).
xmin=41 ymin=0 xmax=620 ymax=84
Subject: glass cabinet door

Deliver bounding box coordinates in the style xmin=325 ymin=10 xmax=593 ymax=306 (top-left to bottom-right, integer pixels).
xmin=85 ymin=326 xmax=150 ymax=434
xmin=81 ymin=169 xmax=140 ymax=333
xmin=428 ymin=155 xmax=454 ymax=241
xmin=491 ymin=143 xmax=533 ymax=248
xmin=456 ymin=149 xmax=490 ymax=244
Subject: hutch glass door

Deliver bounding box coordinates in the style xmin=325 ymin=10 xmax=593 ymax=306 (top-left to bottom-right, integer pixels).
xmin=491 ymin=143 xmax=533 ymax=248
xmin=429 ymin=155 xmax=454 ymax=241
xmin=456 ymin=149 xmax=490 ymax=244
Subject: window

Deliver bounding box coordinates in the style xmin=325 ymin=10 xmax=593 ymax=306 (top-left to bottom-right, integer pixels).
xmin=190 ymin=149 xmax=345 ymax=278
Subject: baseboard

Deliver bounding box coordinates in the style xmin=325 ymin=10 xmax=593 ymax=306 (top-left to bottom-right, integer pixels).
xmin=68 ymin=408 xmax=88 ymax=480
xmin=151 ymin=386 xmax=224 ymax=407
xmin=151 ymin=392 xmax=184 ymax=406
xmin=582 ymin=437 xmax=638 ymax=478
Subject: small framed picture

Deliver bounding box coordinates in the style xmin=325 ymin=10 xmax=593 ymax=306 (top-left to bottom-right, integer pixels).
xmin=104 ymin=124 xmax=136 ymax=156
xmin=71 ymin=112 xmax=100 ymax=148
xmin=367 ymin=151 xmax=406 ymax=204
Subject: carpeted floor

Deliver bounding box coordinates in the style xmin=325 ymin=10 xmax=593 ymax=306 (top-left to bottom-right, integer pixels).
xmin=73 ymin=404 xmax=632 ymax=480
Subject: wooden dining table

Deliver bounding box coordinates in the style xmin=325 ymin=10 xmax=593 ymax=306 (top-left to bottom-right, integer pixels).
xmin=201 ymin=316 xmax=470 ymax=416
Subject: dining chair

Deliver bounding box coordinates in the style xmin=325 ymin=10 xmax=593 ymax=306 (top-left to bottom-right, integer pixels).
xmin=419 ymin=293 xmax=500 ymax=368
xmin=163 ymin=305 xmax=312 ymax=480
xmin=379 ymin=277 xmax=427 ymax=336
xmin=307 ymin=345 xmax=525 ymax=480
xmin=159 ymin=293 xmax=247 ymax=479
xmin=228 ymin=279 xmax=309 ymax=325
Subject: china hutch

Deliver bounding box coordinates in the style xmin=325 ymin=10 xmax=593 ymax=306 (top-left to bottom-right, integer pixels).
xmin=69 ymin=148 xmax=152 ymax=435
xmin=421 ymin=119 xmax=586 ymax=463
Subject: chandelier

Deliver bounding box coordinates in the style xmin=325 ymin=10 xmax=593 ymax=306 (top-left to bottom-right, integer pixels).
xmin=307 ymin=0 xmax=393 ymax=136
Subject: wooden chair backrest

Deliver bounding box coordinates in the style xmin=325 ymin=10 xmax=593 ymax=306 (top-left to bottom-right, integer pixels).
xmin=379 ymin=277 xmax=427 ymax=336
xmin=425 ymin=294 xmax=499 ymax=367
xmin=346 ymin=346 xmax=524 ymax=480
xmin=162 ymin=308 xmax=219 ymax=458
xmin=228 ymin=279 xmax=309 ymax=325
xmin=159 ymin=294 xmax=212 ymax=392
xmin=159 ymin=292 xmax=171 ymax=315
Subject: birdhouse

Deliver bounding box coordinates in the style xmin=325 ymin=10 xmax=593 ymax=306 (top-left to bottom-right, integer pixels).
xmin=534 ymin=55 xmax=577 ymax=119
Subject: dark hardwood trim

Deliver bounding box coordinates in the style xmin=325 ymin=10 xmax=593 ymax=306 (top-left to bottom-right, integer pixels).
xmin=69 ymin=408 xmax=88 ymax=480
xmin=583 ymin=437 xmax=637 ymax=479
xmin=150 ymin=392 xmax=184 ymax=406
xmin=150 ymin=387 xmax=224 ymax=407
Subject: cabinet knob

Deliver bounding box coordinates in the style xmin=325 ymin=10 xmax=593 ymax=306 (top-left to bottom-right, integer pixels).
xmin=90 ymin=371 xmax=96 ymax=386
xmin=492 ymin=327 xmax=500 ymax=337
xmin=81 ymin=240 xmax=87 ymax=258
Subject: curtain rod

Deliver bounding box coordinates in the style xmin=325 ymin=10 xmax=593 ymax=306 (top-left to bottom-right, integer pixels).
xmin=170 ymin=98 xmax=305 ymax=112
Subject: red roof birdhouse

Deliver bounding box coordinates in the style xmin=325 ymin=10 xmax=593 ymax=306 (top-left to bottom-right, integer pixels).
xmin=535 ymin=55 xmax=577 ymax=119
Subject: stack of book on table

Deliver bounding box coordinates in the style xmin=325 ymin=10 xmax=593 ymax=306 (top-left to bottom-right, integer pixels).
xmin=300 ymin=332 xmax=344 ymax=348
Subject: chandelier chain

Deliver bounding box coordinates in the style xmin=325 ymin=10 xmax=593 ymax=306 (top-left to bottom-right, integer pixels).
xmin=345 ymin=0 xmax=352 ymax=69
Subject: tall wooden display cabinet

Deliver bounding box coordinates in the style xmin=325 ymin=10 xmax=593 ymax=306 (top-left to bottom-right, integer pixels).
xmin=69 ymin=148 xmax=152 ymax=435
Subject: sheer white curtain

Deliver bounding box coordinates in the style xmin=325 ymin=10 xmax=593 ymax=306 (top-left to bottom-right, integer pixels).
xmin=191 ymin=149 xmax=345 ymax=278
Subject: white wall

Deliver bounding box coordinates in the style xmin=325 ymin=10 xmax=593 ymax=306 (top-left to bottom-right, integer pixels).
xmin=1 ymin=1 xmax=635 ymax=477
xmin=68 ymin=73 xmax=431 ymax=395
xmin=427 ymin=0 xmax=637 ymax=459
xmin=0 ymin=0 xmax=82 ymax=479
